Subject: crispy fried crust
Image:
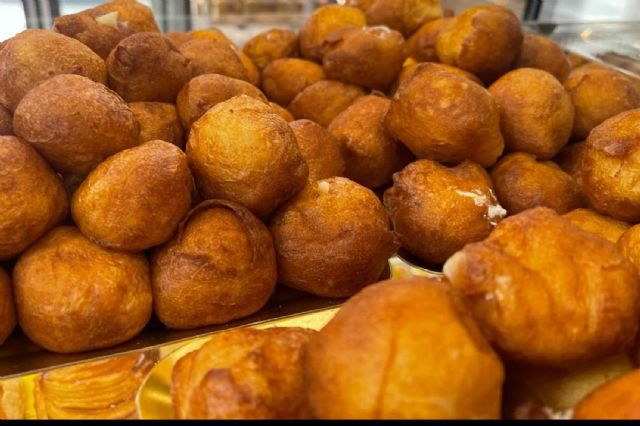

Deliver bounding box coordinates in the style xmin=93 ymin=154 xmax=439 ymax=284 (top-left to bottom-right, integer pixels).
xmin=152 ymin=200 xmax=277 ymax=329
xmin=444 ymin=207 xmax=640 ymax=368
xmin=304 ymin=277 xmax=504 ymax=419
xmin=13 ymin=226 xmax=152 ymax=353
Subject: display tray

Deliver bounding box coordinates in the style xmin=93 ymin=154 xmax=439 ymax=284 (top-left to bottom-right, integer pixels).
xmin=0 ymin=254 xmax=441 ymax=380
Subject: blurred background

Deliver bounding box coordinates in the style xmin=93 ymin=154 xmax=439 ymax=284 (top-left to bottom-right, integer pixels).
xmin=2 ymin=0 xmax=640 ymax=43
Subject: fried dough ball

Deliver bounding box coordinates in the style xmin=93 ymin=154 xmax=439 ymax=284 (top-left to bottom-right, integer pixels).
xmin=129 ymin=102 xmax=184 ymax=147
xmin=289 ymin=119 xmax=345 ymax=181
xmin=107 ymin=32 xmax=192 ymax=102
xmin=617 ymin=225 xmax=640 ymax=273
xmin=13 ymin=226 xmax=152 ymax=353
xmin=513 ymin=34 xmax=570 ymax=82
xmin=505 ymin=353 xmax=634 ymax=419
xmin=270 ymin=177 xmax=396 ymax=298
xmin=72 ymin=140 xmax=193 ymax=251
xmin=489 ymin=68 xmax=574 ymax=160
xmin=269 ymin=102 xmax=294 ymax=122
xmin=322 ymin=26 xmax=407 ymax=91
xmin=0 ymin=136 xmax=68 ymax=260
xmin=0 ymin=29 xmax=106 ymax=111
xmin=581 ymin=109 xmax=640 ymax=222
xmin=289 ymin=80 xmax=365 ymax=127
xmin=363 ymin=0 xmax=443 ymax=36
xmin=176 ymin=73 xmax=267 ymax=130
xmin=327 ymin=95 xmax=411 ymax=188
xmin=152 ymin=200 xmax=276 ymax=330
xmin=563 ymin=209 xmax=630 ymax=244
xmin=187 ymin=95 xmax=308 ymax=217
xmin=406 ymin=17 xmax=452 ymax=62
xmin=237 ymin=51 xmax=260 ymax=86
xmin=299 ymin=5 xmax=366 ymax=62
xmin=444 ymin=207 xmax=640 ymax=368
xmin=491 ymin=153 xmax=582 ymax=215
xmin=0 ymin=106 xmax=12 ymax=135
xmin=564 ymin=68 xmax=640 ymax=140
xmin=573 ymin=369 xmax=640 ymax=419
xmin=554 ymin=141 xmax=585 ymax=180
xmin=13 ymin=74 xmax=140 ymax=175
xmin=172 ymin=327 xmax=314 ymax=419
xmin=188 ymin=28 xmax=233 ymax=45
xmin=179 ymin=39 xmax=248 ymax=81
xmin=261 ymin=58 xmax=325 ymax=107
xmin=34 ymin=352 xmax=156 ymax=419
xmin=242 ymin=28 xmax=299 ymax=70
xmin=436 ymin=5 xmax=523 ymax=84
xmin=386 ymin=63 xmax=504 ymax=166
xmin=0 ymin=268 xmax=15 ymax=345
xmin=305 ymin=277 xmax=504 ymax=419
xmin=384 ymin=159 xmax=505 ymax=265
xmin=52 ymin=0 xmax=160 ymax=59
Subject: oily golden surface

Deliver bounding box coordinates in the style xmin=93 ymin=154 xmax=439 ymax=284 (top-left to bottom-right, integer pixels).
xmin=72 ymin=140 xmax=193 ymax=251
xmin=364 ymin=0 xmax=443 ymax=36
xmin=289 ymin=119 xmax=345 ymax=181
xmin=568 ymin=52 xmax=588 ymax=70
xmin=573 ymin=369 xmax=640 ymax=419
xmin=128 ymin=102 xmax=184 ymax=147
xmin=580 ymin=109 xmax=640 ymax=222
xmin=0 ymin=105 xmax=11 ymax=135
xmin=0 ymin=136 xmax=68 ymax=260
xmin=304 ymin=277 xmax=504 ymax=419
xmin=172 ymin=328 xmax=314 ymax=419
xmin=0 ymin=268 xmax=15 ymax=345
xmin=261 ymin=58 xmax=325 ymax=107
xmin=564 ymin=68 xmax=640 ymax=140
xmin=107 ymin=32 xmax=192 ymax=102
xmin=269 ymin=102 xmax=294 ymax=122
xmin=327 ymin=95 xmax=411 ymax=188
xmin=270 ymin=177 xmax=397 ymax=298
xmin=152 ymin=200 xmax=277 ymax=330
xmin=406 ymin=17 xmax=452 ymax=62
xmin=237 ymin=51 xmax=260 ymax=86
xmin=299 ymin=5 xmax=366 ymax=62
xmin=13 ymin=226 xmax=152 ymax=353
xmin=0 ymin=29 xmax=106 ymax=111
xmin=513 ymin=34 xmax=570 ymax=82
xmin=563 ymin=208 xmax=630 ymax=244
xmin=435 ymin=5 xmax=523 ymax=83
xmin=288 ymin=80 xmax=365 ymax=127
xmin=385 ymin=63 xmax=503 ymax=166
xmin=165 ymin=31 xmax=191 ymax=47
xmin=187 ymin=95 xmax=308 ymax=217
xmin=617 ymin=225 xmax=640 ymax=273
xmin=179 ymin=39 xmax=248 ymax=81
xmin=385 ymin=159 xmax=504 ymax=265
xmin=242 ymin=28 xmax=299 ymax=70
xmin=322 ymin=26 xmax=407 ymax=91
xmin=489 ymin=68 xmax=574 ymax=160
xmin=176 ymin=73 xmax=267 ymax=130
xmin=13 ymin=74 xmax=140 ymax=175
xmin=34 ymin=352 xmax=156 ymax=419
xmin=394 ymin=61 xmax=481 ymax=93
xmin=443 ymin=207 xmax=640 ymax=368
xmin=491 ymin=153 xmax=582 ymax=215
xmin=53 ymin=0 xmax=160 ymax=59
